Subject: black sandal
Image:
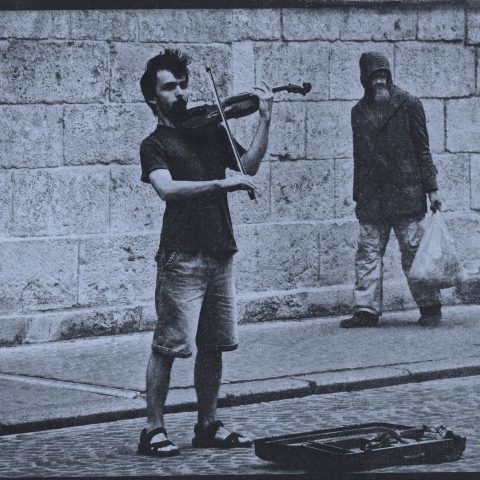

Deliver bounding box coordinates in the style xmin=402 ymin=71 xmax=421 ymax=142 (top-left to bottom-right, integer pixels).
xmin=192 ymin=420 xmax=253 ymax=449
xmin=137 ymin=427 xmax=180 ymax=457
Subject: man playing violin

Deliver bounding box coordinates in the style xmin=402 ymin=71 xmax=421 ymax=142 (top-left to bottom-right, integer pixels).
xmin=137 ymin=48 xmax=273 ymax=457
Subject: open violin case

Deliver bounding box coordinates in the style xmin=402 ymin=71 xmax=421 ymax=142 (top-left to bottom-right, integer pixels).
xmin=254 ymin=422 xmax=466 ymax=472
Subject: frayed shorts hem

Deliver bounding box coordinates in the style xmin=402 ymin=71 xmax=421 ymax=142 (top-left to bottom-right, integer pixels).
xmin=151 ymin=344 xmax=192 ymax=358
xmin=151 ymin=343 xmax=238 ymax=358
xmin=197 ymin=343 xmax=238 ymax=353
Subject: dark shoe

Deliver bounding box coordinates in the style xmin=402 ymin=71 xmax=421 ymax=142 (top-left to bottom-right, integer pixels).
xmin=340 ymin=311 xmax=379 ymax=328
xmin=192 ymin=420 xmax=253 ymax=449
xmin=418 ymin=305 xmax=442 ymax=326
xmin=137 ymin=427 xmax=180 ymax=457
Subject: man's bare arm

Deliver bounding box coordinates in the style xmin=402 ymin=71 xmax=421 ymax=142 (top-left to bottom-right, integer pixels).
xmin=240 ymin=81 xmax=273 ymax=176
xmin=149 ymin=169 xmax=257 ymax=201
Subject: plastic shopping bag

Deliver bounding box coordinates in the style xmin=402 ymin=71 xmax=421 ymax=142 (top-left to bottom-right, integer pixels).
xmin=409 ymin=213 xmax=465 ymax=289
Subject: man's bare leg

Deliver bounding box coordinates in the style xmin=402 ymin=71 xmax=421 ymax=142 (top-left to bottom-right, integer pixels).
xmin=194 ymin=349 xmax=250 ymax=445
xmin=143 ymin=352 xmax=177 ymax=451
xmin=194 ymin=349 xmax=222 ymax=430
xmin=146 ymin=351 xmax=174 ymax=429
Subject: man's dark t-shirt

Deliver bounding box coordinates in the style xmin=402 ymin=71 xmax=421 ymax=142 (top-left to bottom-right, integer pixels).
xmin=140 ymin=124 xmax=245 ymax=254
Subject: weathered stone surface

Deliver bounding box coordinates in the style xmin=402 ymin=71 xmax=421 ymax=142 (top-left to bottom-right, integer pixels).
xmin=380 ymin=279 xmax=405 ymax=312
xmin=283 ymin=8 xmax=343 ymax=40
xmin=7 ymin=306 xmax=142 ymax=344
xmin=69 ymin=10 xmax=137 ymax=41
xmin=443 ymin=213 xmax=480 ymax=266
xmin=59 ymin=307 xmax=141 ymax=342
xmin=478 ymin=48 xmax=480 ymax=94
xmin=0 ymin=105 xmax=63 ymax=169
xmin=466 ymin=9 xmax=480 ymax=45
xmin=389 ymin=278 xmax=409 ymax=311
xmin=138 ymin=9 xmax=280 ymax=42
xmin=271 ymin=159 xmax=335 ymax=221
xmin=395 ymin=43 xmax=475 ymax=98
xmin=110 ymin=165 xmax=165 ymax=232
xmin=330 ymin=42 xmax=394 ymax=100
xmin=110 ymin=42 xmax=232 ymax=103
xmin=234 ymin=223 xmax=319 ymax=292
xmin=0 ymin=238 xmax=78 ymax=314
xmin=434 ymin=154 xmax=470 ymax=212
xmin=0 ymin=11 xmax=69 ymax=39
xmin=11 ymin=167 xmax=109 ymax=236
xmin=268 ymin=102 xmax=307 ymax=160
xmin=237 ymin=286 xmax=340 ymax=323
xmin=341 ymin=7 xmax=416 ymax=41
xmin=140 ymin=304 xmax=157 ymax=331
xmin=318 ymin=220 xmax=357 ymax=286
xmin=78 ymin=233 xmax=157 ymax=307
xmin=306 ymin=101 xmax=355 ymax=159
xmin=232 ymin=42 xmax=255 ymax=94
xmin=254 ymin=43 xmax=329 ymax=101
xmin=0 ymin=41 xmax=108 ymax=103
xmin=229 ymin=162 xmax=270 ymax=225
xmin=418 ymin=6 xmax=465 ymax=41
xmin=335 ymin=158 xmax=355 ymax=218
xmin=422 ymin=99 xmax=445 ymax=154
xmin=64 ymin=104 xmax=154 ymax=166
xmin=0 ymin=172 xmax=11 ymax=234
xmin=0 ymin=316 xmax=29 ymax=346
xmin=446 ymin=98 xmax=480 ymax=152
xmin=471 ymin=154 xmax=480 ymax=210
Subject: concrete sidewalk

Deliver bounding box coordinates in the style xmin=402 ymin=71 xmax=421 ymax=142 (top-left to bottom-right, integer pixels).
xmin=1 ymin=304 xmax=479 ymax=435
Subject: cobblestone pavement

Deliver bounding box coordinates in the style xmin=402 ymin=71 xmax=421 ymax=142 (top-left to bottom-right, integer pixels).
xmin=1 ymin=376 xmax=478 ymax=477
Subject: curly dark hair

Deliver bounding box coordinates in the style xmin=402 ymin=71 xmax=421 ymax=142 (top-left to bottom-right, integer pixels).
xmin=140 ymin=48 xmax=191 ymax=116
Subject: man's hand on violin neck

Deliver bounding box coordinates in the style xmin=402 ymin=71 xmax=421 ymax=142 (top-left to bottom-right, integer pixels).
xmin=219 ymin=174 xmax=257 ymax=192
xmin=254 ymin=81 xmax=273 ymax=122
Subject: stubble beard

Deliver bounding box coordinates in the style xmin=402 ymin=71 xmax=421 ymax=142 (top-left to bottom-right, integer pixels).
xmin=157 ymin=97 xmax=188 ymax=123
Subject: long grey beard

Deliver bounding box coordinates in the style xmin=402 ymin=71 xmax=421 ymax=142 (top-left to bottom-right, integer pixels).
xmin=373 ymin=86 xmax=391 ymax=104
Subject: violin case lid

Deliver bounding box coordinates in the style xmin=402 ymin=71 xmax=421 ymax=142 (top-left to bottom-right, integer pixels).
xmin=254 ymin=422 xmax=466 ymax=473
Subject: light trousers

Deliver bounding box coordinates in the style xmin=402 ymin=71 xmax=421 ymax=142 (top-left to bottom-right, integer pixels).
xmin=354 ymin=218 xmax=441 ymax=316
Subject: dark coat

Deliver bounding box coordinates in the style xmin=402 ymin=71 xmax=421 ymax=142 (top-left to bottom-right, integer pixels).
xmin=351 ymin=86 xmax=438 ymax=224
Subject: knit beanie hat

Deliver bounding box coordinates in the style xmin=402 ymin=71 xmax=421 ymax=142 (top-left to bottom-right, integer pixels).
xmin=359 ymin=51 xmax=392 ymax=88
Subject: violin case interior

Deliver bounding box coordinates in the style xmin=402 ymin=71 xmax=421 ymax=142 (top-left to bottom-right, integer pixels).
xmin=254 ymin=422 xmax=466 ymax=472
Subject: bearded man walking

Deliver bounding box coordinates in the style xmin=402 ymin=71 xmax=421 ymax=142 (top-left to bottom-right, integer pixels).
xmin=340 ymin=51 xmax=443 ymax=329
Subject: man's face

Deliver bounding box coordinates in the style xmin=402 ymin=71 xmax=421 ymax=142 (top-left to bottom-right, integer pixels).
xmin=370 ymin=70 xmax=390 ymax=104
xmin=151 ymin=69 xmax=189 ymax=120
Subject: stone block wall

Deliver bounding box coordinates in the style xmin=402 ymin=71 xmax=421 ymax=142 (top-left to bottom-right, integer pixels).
xmin=1 ymin=2 xmax=480 ymax=345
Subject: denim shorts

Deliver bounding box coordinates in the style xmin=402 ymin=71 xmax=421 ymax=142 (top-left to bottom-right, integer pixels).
xmin=152 ymin=249 xmax=238 ymax=358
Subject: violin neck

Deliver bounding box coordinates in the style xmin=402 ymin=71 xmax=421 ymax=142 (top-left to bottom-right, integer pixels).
xmin=272 ymin=85 xmax=290 ymax=93
xmin=272 ymin=83 xmax=311 ymax=96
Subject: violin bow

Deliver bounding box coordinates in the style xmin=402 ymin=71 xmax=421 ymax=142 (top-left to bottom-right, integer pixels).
xmin=205 ymin=67 xmax=256 ymax=201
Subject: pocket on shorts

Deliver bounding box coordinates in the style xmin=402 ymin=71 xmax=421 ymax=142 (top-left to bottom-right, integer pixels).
xmin=154 ymin=249 xmax=179 ymax=270
xmin=164 ymin=251 xmax=179 ymax=270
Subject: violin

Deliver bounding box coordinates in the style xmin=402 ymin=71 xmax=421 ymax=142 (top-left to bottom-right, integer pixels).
xmin=179 ymin=82 xmax=312 ymax=129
